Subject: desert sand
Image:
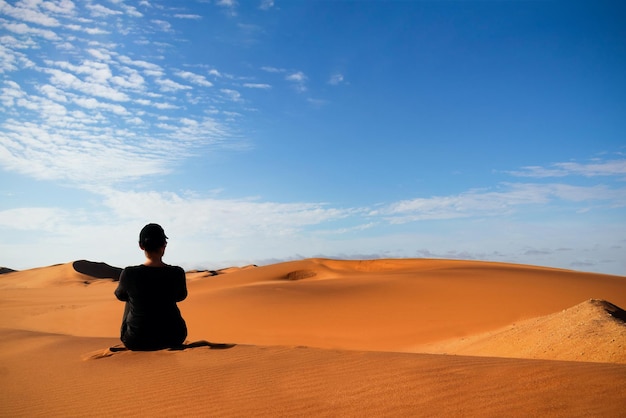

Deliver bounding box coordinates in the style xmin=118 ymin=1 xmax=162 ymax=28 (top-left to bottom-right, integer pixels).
xmin=1 ymin=258 xmax=625 ymax=417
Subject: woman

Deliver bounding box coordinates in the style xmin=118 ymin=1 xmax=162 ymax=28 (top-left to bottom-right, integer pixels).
xmin=115 ymin=223 xmax=188 ymax=350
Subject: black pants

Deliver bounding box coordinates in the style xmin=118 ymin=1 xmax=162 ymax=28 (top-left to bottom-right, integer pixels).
xmin=120 ymin=303 xmax=187 ymax=351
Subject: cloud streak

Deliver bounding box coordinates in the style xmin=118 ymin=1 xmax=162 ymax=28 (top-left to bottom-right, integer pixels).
xmin=379 ymin=180 xmax=626 ymax=223
xmin=507 ymin=159 xmax=626 ymax=178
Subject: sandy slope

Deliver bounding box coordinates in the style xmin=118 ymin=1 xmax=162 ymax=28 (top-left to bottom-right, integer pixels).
xmin=1 ymin=258 xmax=626 ymax=416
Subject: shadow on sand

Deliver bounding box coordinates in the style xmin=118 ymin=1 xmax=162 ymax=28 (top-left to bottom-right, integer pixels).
xmin=169 ymin=341 xmax=237 ymax=351
xmin=108 ymin=341 xmax=237 ymax=352
xmin=85 ymin=341 xmax=236 ymax=360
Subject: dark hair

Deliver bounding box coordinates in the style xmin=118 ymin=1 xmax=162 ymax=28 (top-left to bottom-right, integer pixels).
xmin=139 ymin=223 xmax=168 ymax=252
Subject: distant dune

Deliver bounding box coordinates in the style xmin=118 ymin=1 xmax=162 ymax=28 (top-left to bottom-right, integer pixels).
xmin=2 ymin=258 xmax=625 ymax=416
xmin=72 ymin=260 xmax=122 ymax=281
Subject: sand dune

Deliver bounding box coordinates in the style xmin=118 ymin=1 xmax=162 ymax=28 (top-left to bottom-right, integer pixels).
xmin=0 ymin=266 xmax=16 ymax=274
xmin=0 ymin=260 xmax=120 ymax=289
xmin=183 ymin=258 xmax=626 ymax=356
xmin=419 ymin=299 xmax=626 ymax=363
xmin=1 ymin=258 xmax=626 ymax=416
xmin=72 ymin=260 xmax=122 ymax=281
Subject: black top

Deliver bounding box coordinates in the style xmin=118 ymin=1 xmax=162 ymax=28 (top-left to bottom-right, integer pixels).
xmin=114 ymin=265 xmax=188 ymax=350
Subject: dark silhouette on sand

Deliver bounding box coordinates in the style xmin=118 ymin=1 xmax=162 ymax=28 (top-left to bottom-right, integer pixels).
xmin=114 ymin=224 xmax=188 ymax=351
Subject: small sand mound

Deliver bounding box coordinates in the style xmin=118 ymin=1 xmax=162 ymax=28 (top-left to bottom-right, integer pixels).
xmin=422 ymin=299 xmax=626 ymax=363
xmin=72 ymin=260 xmax=122 ymax=281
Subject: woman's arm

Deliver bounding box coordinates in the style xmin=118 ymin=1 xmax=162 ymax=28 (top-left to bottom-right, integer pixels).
xmin=174 ymin=267 xmax=188 ymax=302
xmin=114 ymin=268 xmax=130 ymax=301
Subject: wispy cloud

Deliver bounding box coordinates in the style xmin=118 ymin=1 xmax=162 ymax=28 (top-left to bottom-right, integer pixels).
xmin=243 ymin=83 xmax=271 ymax=89
xmin=173 ymin=14 xmax=202 ymax=20
xmin=86 ymin=3 xmax=123 ymax=18
xmin=507 ymin=159 xmax=626 ymax=178
xmin=176 ymin=70 xmax=213 ymax=87
xmin=328 ymin=73 xmax=344 ymax=85
xmin=261 ymin=66 xmax=285 ymax=73
xmin=286 ymin=71 xmax=307 ymax=92
xmin=221 ymin=88 xmax=243 ymax=102
xmin=1 ymin=155 xmax=625 ymax=273
xmin=260 ymin=67 xmax=308 ymax=93
xmin=3 ymin=21 xmax=60 ymax=40
xmin=0 ymin=207 xmax=70 ymax=232
xmin=100 ymin=189 xmax=352 ymax=238
xmin=217 ymin=0 xmax=238 ymax=6
xmin=259 ymin=0 xmax=275 ymax=11
xmin=378 ymin=181 xmax=626 ymax=223
xmin=216 ymin=0 xmax=238 ymax=16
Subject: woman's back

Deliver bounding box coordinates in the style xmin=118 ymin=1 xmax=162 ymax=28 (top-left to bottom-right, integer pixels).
xmin=115 ymin=265 xmax=188 ymax=350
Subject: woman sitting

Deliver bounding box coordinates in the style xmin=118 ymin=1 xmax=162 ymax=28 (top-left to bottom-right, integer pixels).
xmin=115 ymin=223 xmax=188 ymax=351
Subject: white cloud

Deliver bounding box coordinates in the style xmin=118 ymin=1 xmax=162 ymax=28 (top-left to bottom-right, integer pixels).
xmin=155 ymin=77 xmax=192 ymax=92
xmin=174 ymin=14 xmax=202 ymax=20
xmin=2 ymin=185 xmax=624 ymax=274
xmin=86 ymin=48 xmax=112 ymax=61
xmin=508 ymin=159 xmax=626 ymax=178
xmin=151 ymin=19 xmax=172 ymax=32
xmin=243 ymin=83 xmax=271 ymax=89
xmin=110 ymin=69 xmax=145 ymax=90
xmin=73 ymin=96 xmax=128 ymax=115
xmin=0 ymin=207 xmax=69 ymax=231
xmin=0 ymin=118 xmax=173 ymax=184
xmin=118 ymin=55 xmax=164 ymax=74
xmin=261 ymin=66 xmax=285 ymax=73
xmin=100 ymin=189 xmax=350 ymax=239
xmin=0 ymin=43 xmax=22 ymax=72
xmin=38 ymin=84 xmax=69 ymax=102
xmin=286 ymin=71 xmax=307 ymax=92
xmin=65 ymin=24 xmax=109 ymax=35
xmin=286 ymin=71 xmax=306 ymax=82
xmin=86 ymin=3 xmax=122 ymax=17
xmin=121 ymin=4 xmax=142 ymax=18
xmin=259 ymin=0 xmax=275 ymax=10
xmin=176 ymin=70 xmax=213 ymax=87
xmin=381 ymin=182 xmax=626 ymax=223
xmin=41 ymin=0 xmax=76 ymax=16
xmin=2 ymin=22 xmax=60 ymax=40
xmin=44 ymin=67 xmax=130 ymax=101
xmin=0 ymin=0 xmax=62 ymax=27
xmin=307 ymin=98 xmax=327 ymax=106
xmin=216 ymin=0 xmax=238 ymax=15
xmin=220 ymin=88 xmax=242 ymax=102
xmin=208 ymin=69 xmax=223 ymax=77
xmin=328 ymin=73 xmax=344 ymax=85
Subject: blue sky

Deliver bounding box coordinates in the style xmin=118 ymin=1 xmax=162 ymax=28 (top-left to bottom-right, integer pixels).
xmin=1 ymin=0 xmax=625 ymax=275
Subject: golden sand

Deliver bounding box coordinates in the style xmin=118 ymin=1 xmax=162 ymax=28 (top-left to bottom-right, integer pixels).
xmin=1 ymin=258 xmax=625 ymax=416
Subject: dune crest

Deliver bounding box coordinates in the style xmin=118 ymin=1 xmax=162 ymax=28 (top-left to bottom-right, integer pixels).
xmin=72 ymin=260 xmax=122 ymax=281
